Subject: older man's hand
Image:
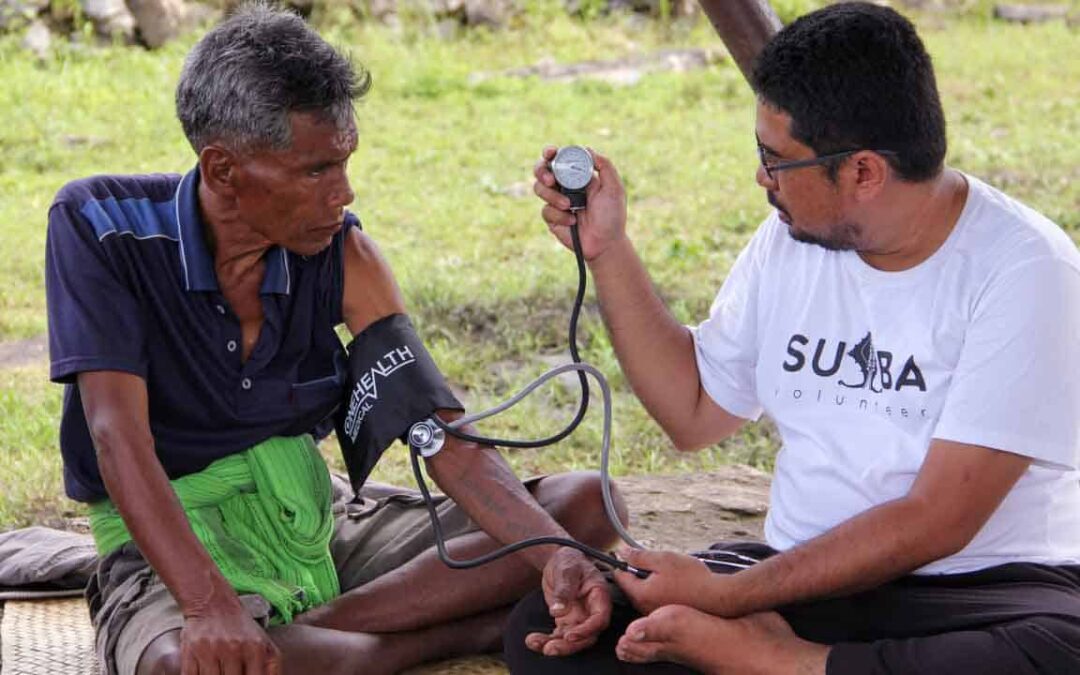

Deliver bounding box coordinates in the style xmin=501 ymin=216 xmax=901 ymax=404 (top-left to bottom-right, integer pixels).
xmin=524 ymin=547 xmax=612 ymax=656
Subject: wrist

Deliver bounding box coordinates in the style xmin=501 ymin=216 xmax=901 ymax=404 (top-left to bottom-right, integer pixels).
xmin=585 ymin=234 xmax=633 ymax=269
xmin=541 ymin=545 xmax=586 ymax=574
xmin=701 ymin=570 xmax=747 ymax=617
xmin=177 ymin=573 xmax=242 ymax=619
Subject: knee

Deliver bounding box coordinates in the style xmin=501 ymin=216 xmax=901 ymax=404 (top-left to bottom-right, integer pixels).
xmin=1011 ymin=615 xmax=1080 ymax=670
xmin=136 ymin=641 xmax=182 ymax=675
xmin=542 ymin=470 xmax=628 ymax=549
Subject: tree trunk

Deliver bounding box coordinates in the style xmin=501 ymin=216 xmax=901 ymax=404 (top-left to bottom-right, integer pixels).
xmin=696 ymin=0 xmax=781 ymax=84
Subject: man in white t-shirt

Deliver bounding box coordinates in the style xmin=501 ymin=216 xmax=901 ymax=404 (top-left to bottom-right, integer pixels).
xmin=504 ymin=3 xmax=1080 ymax=673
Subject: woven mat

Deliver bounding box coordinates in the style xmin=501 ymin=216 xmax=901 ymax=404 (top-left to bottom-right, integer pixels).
xmin=0 ymin=598 xmax=99 ymax=674
xmin=0 ymin=597 xmax=505 ymax=675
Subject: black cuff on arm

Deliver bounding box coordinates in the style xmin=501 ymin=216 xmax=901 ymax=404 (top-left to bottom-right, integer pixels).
xmin=335 ymin=313 xmax=463 ymax=492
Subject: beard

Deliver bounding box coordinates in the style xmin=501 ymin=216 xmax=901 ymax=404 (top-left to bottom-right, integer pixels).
xmin=769 ymin=191 xmax=860 ymax=251
xmin=788 ymin=222 xmax=860 ymax=251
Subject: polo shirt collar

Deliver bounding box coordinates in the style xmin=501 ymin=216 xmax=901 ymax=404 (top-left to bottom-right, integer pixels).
xmin=175 ymin=166 xmax=292 ymax=296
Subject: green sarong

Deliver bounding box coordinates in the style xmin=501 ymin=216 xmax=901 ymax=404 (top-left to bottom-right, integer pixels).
xmin=88 ymin=435 xmax=340 ymax=624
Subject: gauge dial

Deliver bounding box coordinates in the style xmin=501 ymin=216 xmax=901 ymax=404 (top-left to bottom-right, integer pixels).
xmin=551 ymin=145 xmax=594 ymax=191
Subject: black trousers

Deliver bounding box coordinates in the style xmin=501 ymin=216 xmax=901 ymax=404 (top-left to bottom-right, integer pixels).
xmin=503 ymin=542 xmax=1080 ymax=674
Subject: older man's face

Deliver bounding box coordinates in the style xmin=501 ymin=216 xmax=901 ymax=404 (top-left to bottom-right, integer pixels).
xmin=231 ymin=111 xmax=358 ymax=256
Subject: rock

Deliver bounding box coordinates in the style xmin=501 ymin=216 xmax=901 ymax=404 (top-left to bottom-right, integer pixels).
xmin=428 ymin=0 xmax=465 ymax=15
xmin=366 ymin=0 xmax=398 ymax=22
xmin=993 ymin=4 xmax=1070 ymax=23
xmin=127 ymin=0 xmax=187 ymax=48
xmin=0 ymin=0 xmax=48 ymax=32
xmin=469 ymin=47 xmax=724 ymax=86
xmin=20 ymin=17 xmax=50 ymax=58
xmin=464 ymin=0 xmax=517 ymax=27
xmin=81 ymin=0 xmax=136 ymax=40
xmin=434 ymin=16 xmax=458 ymax=39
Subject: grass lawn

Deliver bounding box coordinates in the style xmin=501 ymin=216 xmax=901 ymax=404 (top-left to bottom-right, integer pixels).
xmin=0 ymin=4 xmax=1077 ymax=528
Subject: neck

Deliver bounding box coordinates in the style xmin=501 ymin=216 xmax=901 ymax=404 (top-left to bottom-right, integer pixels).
xmin=198 ymin=181 xmax=273 ymax=280
xmin=857 ymin=168 xmax=968 ymax=272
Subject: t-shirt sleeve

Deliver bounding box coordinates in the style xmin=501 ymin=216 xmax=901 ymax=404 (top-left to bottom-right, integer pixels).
xmin=688 ymin=218 xmax=776 ymax=421
xmin=46 ymin=199 xmax=148 ymax=384
xmin=933 ymin=257 xmax=1080 ymax=470
xmin=329 ymin=212 xmax=362 ymax=328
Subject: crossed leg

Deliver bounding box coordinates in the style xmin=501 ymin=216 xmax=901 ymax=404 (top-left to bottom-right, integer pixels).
xmin=136 ymin=471 xmax=627 ymax=675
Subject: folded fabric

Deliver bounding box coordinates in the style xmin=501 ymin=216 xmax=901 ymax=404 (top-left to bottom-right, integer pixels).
xmin=88 ymin=435 xmax=340 ymax=624
xmin=0 ymin=527 xmax=97 ymax=599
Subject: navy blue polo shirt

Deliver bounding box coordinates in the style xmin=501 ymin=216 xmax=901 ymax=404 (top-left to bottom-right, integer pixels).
xmin=46 ymin=167 xmax=358 ymax=503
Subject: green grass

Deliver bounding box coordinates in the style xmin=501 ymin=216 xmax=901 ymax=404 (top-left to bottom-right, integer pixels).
xmin=0 ymin=6 xmax=1077 ymax=528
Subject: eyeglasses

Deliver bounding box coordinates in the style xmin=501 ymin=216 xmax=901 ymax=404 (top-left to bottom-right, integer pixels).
xmin=756 ymin=137 xmax=896 ymax=181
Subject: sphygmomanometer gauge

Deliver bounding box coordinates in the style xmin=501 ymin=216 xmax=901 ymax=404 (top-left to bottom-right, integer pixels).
xmin=551 ymin=145 xmax=595 ymax=211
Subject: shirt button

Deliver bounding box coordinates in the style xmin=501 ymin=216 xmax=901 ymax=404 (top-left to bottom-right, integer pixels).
xmin=215 ymin=304 xmax=226 ymax=315
xmin=241 ymin=378 xmax=252 ymax=390
xmin=226 ymin=340 xmax=237 ymax=353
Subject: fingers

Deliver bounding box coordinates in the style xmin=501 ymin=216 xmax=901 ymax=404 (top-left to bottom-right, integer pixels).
xmin=266 ymin=643 xmax=282 ymax=675
xmin=547 ymin=557 xmax=585 ymax=614
xmin=181 ymin=630 xmax=279 ymax=675
xmin=534 ymin=180 xmax=570 ymax=211
xmin=617 ymin=545 xmax=650 ymax=567
xmin=563 ymin=588 xmax=612 ymax=643
xmin=542 ymin=204 xmax=576 ymax=229
xmin=181 ymin=648 xmax=198 ymax=675
xmin=612 ymin=546 xmax=652 ymax=587
xmin=588 ymin=149 xmax=620 ymax=190
xmin=526 ymin=629 xmax=599 ymax=657
xmin=534 ymin=145 xmax=559 ymax=187
xmin=534 ymin=158 xmax=556 ymax=188
xmin=240 ymin=642 xmax=275 ymax=675
xmin=221 ymin=656 xmax=242 ymax=675
xmin=524 ymin=630 xmax=552 ymax=653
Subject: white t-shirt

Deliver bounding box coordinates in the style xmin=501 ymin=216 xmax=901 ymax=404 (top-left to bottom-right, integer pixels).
xmin=692 ymin=175 xmax=1080 ymax=574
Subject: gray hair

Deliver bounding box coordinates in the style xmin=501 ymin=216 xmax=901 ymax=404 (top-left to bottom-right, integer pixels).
xmin=176 ymin=3 xmax=370 ymax=153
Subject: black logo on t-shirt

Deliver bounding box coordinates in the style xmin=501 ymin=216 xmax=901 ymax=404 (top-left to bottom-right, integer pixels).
xmin=782 ymin=332 xmax=926 ymax=392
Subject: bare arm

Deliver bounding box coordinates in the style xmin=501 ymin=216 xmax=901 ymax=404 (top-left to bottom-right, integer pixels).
xmin=79 ymin=371 xmax=279 ymax=675
xmin=617 ymin=439 xmax=1032 ymax=616
xmin=341 ymin=226 xmax=600 ymax=566
xmin=534 ymin=147 xmax=746 ymax=450
xmin=589 ymin=237 xmax=745 ymax=451
xmin=342 ymin=227 xmax=575 ymax=555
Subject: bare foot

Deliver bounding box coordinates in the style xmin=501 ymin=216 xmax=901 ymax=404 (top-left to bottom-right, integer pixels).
xmin=614 ymin=606 xmax=829 ymax=675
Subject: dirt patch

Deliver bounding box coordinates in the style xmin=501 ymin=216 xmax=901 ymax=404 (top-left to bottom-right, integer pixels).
xmin=617 ymin=465 xmax=769 ymax=551
xmin=0 ymin=334 xmax=48 ymax=369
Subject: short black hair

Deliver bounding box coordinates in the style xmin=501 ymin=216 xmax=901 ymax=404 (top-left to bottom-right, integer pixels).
xmin=176 ymin=2 xmax=371 ymax=153
xmin=752 ymin=2 xmax=946 ymax=182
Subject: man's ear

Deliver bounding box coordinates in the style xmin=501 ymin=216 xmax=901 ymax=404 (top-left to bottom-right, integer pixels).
xmin=198 ymin=144 xmax=239 ymax=198
xmin=849 ymin=150 xmax=890 ymax=203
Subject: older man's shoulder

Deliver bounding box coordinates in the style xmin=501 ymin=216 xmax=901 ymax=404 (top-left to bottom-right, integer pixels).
xmin=52 ymin=172 xmax=183 ymax=210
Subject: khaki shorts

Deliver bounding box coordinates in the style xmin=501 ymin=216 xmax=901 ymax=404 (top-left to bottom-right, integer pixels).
xmin=87 ymin=474 xmax=532 ymax=675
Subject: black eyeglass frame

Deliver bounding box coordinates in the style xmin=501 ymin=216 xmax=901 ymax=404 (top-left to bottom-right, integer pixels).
xmin=756 ymin=139 xmax=897 ymax=181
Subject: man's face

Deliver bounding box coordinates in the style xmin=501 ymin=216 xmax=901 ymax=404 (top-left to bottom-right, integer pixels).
xmin=230 ymin=111 xmax=358 ymax=256
xmin=754 ymin=101 xmax=861 ymax=251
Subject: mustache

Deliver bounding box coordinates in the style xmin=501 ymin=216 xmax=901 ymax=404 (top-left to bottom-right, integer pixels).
xmin=767 ymin=191 xmax=788 ymax=216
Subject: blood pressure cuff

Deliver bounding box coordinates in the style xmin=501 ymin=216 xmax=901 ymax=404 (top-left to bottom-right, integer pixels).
xmin=335 ymin=313 xmax=463 ymax=491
